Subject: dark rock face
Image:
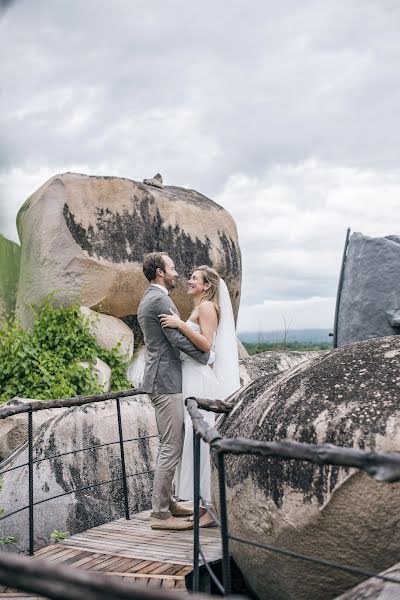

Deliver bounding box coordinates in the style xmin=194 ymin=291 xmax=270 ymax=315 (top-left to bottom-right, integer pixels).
xmin=16 ymin=173 xmax=241 ymax=326
xmin=0 ymin=396 xmax=158 ymax=552
xmin=214 ymin=336 xmax=400 ymax=600
xmin=337 ymin=233 xmax=400 ymax=346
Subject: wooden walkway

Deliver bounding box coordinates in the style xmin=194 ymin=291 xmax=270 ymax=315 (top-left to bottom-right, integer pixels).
xmin=0 ymin=505 xmax=222 ymax=596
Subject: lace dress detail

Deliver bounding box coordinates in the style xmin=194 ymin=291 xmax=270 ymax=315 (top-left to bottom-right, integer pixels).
xmin=175 ymin=320 xmax=218 ymax=503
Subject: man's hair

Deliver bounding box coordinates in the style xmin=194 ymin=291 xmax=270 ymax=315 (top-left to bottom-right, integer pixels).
xmin=142 ymin=252 xmax=168 ymax=282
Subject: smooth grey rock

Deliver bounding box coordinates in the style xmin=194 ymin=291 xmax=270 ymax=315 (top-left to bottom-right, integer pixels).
xmin=79 ymin=307 xmax=134 ymax=359
xmin=239 ymin=349 xmax=321 ymax=387
xmin=337 ymin=233 xmax=400 ymax=346
xmin=77 ymin=357 xmax=111 ymax=392
xmin=126 ymin=346 xmax=146 ymax=389
xmin=334 ymin=562 xmax=400 ymax=599
xmin=0 ymin=398 xmax=66 ymax=462
xmin=213 ymin=336 xmax=400 ymax=600
xmin=386 ymin=309 xmax=400 ymax=329
xmin=0 ymin=395 xmax=158 ymax=552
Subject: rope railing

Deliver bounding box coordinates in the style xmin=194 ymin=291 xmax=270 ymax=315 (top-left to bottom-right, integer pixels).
xmin=0 ymin=550 xmax=245 ymax=600
xmin=185 ymin=396 xmax=400 ymax=595
xmin=0 ymin=388 xmax=157 ymax=555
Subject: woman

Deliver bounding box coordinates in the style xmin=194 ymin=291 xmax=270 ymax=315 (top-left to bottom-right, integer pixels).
xmin=159 ymin=265 xmax=240 ymax=526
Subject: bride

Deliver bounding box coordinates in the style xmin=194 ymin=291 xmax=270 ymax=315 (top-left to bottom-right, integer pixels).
xmin=159 ymin=265 xmax=240 ymax=526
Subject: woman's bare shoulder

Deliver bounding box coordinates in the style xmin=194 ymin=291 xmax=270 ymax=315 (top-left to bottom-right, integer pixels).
xmin=198 ymin=301 xmax=217 ymax=316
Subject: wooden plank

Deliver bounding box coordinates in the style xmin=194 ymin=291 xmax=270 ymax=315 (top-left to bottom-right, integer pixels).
xmin=104 ymin=572 xmax=184 ymax=580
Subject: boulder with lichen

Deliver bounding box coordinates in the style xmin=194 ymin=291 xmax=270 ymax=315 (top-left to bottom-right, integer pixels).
xmin=16 ymin=172 xmax=241 ymax=329
xmin=214 ymin=336 xmax=400 ymax=600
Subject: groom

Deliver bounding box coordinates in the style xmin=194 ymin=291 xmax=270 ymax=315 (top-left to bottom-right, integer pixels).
xmin=137 ymin=252 xmax=211 ymax=530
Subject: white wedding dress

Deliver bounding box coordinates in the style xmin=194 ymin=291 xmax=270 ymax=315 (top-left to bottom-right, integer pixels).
xmin=175 ymin=279 xmax=241 ymax=503
xmin=175 ymin=320 xmax=219 ymax=503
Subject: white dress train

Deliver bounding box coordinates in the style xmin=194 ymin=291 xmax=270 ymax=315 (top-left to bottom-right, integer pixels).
xmin=175 ymin=279 xmax=240 ymax=504
xmin=175 ymin=320 xmax=219 ymax=503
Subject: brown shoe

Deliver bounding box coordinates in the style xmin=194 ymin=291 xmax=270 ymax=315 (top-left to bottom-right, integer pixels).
xmin=151 ymin=516 xmax=193 ymax=531
xmin=170 ymin=503 xmax=194 ymax=518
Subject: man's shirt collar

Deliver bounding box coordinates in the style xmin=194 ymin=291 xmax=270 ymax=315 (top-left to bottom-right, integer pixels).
xmin=150 ymin=283 xmax=169 ymax=295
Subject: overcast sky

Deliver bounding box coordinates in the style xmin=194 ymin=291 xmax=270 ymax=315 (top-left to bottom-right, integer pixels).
xmin=1 ymin=0 xmax=399 ymax=332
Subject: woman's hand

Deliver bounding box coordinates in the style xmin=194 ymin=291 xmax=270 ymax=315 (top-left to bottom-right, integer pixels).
xmin=159 ymin=308 xmax=183 ymax=329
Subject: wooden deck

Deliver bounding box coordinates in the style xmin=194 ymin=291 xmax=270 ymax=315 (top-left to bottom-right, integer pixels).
xmin=0 ymin=505 xmax=221 ymax=596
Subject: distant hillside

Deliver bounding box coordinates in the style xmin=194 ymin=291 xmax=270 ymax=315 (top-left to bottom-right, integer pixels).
xmin=0 ymin=233 xmax=21 ymax=318
xmin=238 ymin=328 xmax=333 ymax=344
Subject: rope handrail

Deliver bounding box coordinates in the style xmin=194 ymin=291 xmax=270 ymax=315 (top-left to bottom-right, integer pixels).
xmin=0 ymin=388 xmax=141 ymax=419
xmin=185 ymin=397 xmax=400 ymax=483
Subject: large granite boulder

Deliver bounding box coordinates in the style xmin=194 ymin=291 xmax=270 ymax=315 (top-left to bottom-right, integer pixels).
xmin=0 ymin=394 xmax=158 ymax=552
xmin=0 ymin=234 xmax=20 ymax=322
xmin=214 ymin=336 xmax=400 ymax=600
xmin=336 ymin=233 xmax=400 ymax=347
xmin=16 ymin=172 xmax=241 ymax=327
xmin=0 ymin=397 xmax=66 ymax=462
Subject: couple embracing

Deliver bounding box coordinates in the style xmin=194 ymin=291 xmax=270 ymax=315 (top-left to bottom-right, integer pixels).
xmin=138 ymin=252 xmax=240 ymax=531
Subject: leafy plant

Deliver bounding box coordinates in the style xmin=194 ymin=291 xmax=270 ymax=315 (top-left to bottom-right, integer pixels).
xmin=50 ymin=529 xmax=69 ymax=543
xmin=0 ymin=534 xmax=17 ymax=548
xmin=0 ymin=300 xmax=131 ymax=404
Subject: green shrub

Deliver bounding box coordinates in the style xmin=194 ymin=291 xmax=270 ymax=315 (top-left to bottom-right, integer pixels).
xmin=0 ymin=301 xmax=131 ymax=405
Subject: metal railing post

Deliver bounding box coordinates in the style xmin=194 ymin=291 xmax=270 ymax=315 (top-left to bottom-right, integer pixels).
xmin=116 ymin=398 xmax=130 ymax=520
xmin=27 ymin=411 xmax=34 ymax=556
xmin=193 ymin=430 xmax=201 ymax=592
xmin=218 ymin=451 xmax=231 ymax=595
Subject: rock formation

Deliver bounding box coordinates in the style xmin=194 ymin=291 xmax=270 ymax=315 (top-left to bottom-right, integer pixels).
xmin=0 ymin=234 xmax=20 ymax=322
xmin=0 ymin=398 xmax=66 ymax=462
xmin=79 ymin=307 xmax=134 ymax=359
xmin=0 ymin=395 xmax=158 ymax=552
xmin=336 ymin=233 xmax=400 ymax=346
xmin=214 ymin=336 xmax=400 ymax=600
xmin=239 ymin=349 xmax=320 ymax=387
xmin=16 ymin=172 xmax=241 ymax=327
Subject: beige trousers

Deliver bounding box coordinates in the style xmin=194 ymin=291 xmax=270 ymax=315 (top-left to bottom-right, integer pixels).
xmin=150 ymin=392 xmax=184 ymax=519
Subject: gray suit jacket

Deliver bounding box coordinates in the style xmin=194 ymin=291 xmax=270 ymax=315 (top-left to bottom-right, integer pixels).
xmin=137 ymin=285 xmax=210 ymax=394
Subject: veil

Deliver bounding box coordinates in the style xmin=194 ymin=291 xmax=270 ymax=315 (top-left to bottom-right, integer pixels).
xmin=213 ymin=278 xmax=241 ymax=399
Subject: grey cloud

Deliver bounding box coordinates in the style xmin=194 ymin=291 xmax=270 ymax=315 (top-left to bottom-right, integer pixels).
xmin=1 ymin=0 xmax=399 ymax=328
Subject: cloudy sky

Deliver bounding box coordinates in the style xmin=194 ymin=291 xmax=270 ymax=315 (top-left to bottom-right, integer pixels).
xmin=1 ymin=0 xmax=399 ymax=332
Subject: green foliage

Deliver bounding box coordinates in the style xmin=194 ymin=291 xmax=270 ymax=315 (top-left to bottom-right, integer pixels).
xmin=0 ymin=301 xmax=131 ymax=405
xmin=50 ymin=529 xmax=69 ymax=543
xmin=243 ymin=341 xmax=333 ymax=356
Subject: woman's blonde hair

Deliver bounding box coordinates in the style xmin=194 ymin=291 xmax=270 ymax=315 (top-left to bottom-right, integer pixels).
xmin=195 ymin=265 xmax=221 ymax=321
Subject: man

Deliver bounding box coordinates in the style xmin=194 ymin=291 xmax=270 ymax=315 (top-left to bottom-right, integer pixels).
xmin=137 ymin=252 xmax=211 ymax=530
